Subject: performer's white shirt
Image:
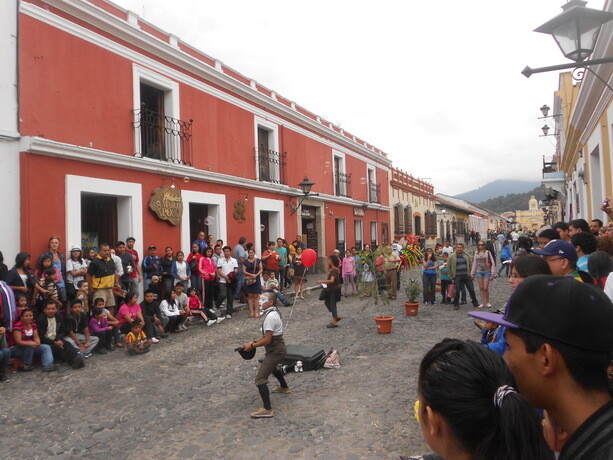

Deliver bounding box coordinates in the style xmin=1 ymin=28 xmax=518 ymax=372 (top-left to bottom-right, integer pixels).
xmin=261 ymin=307 xmax=283 ymax=336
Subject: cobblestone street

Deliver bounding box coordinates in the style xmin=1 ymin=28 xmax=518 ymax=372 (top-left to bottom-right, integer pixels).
xmin=0 ymin=267 xmax=513 ymax=459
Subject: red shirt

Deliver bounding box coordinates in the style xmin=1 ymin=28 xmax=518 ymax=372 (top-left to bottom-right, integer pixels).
xmin=187 ymin=252 xmax=203 ymax=275
xmin=262 ymin=250 xmax=280 ymax=272
xmin=126 ymin=248 xmax=139 ymax=279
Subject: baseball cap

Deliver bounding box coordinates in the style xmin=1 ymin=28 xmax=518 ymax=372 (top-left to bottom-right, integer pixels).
xmin=148 ymin=245 xmax=156 ymax=250
xmin=70 ymin=246 xmax=81 ymax=252
xmin=531 ymin=239 xmax=578 ymax=263
xmin=468 ymin=275 xmax=613 ymax=351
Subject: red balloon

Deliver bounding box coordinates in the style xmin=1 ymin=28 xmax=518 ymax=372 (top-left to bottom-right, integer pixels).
xmin=301 ymin=248 xmax=317 ymax=267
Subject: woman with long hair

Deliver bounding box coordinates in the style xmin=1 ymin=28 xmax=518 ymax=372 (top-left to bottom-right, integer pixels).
xmin=470 ymin=241 xmax=496 ymax=308
xmin=243 ymin=248 xmax=263 ymax=318
xmin=421 ymin=248 xmax=438 ymax=305
xmin=186 ymin=243 xmax=203 ymax=299
xmin=587 ymin=251 xmax=613 ymax=296
xmin=416 ymin=339 xmax=554 ymax=460
xmin=199 ymin=247 xmax=217 ymax=311
xmin=317 ymin=255 xmax=342 ymax=328
xmin=292 ymin=246 xmax=307 ymax=299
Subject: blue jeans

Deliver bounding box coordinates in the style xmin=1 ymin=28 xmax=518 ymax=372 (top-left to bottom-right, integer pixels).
xmin=0 ymin=348 xmax=11 ymax=373
xmin=191 ymin=273 xmax=201 ymax=297
xmin=11 ymin=344 xmax=54 ymax=367
xmin=234 ymin=270 xmax=245 ymax=300
xmin=422 ymin=273 xmax=437 ymax=303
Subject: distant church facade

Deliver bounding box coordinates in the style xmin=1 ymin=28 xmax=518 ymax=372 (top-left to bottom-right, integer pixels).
xmin=515 ymin=196 xmax=544 ymax=231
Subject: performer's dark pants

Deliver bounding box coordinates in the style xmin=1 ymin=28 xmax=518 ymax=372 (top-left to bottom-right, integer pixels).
xmin=255 ymin=335 xmax=288 ymax=410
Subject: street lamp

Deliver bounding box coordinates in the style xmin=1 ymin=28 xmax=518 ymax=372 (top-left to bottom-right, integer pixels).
xmin=289 ymin=177 xmax=319 ymax=216
xmin=522 ymin=0 xmax=613 ymax=90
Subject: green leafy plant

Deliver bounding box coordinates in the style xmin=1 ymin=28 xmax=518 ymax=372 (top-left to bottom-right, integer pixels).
xmin=405 ymin=278 xmax=422 ymax=303
xmin=357 ymin=246 xmax=391 ymax=318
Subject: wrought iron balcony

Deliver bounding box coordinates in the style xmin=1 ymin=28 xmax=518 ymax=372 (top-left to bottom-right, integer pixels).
xmin=334 ymin=171 xmax=352 ymax=197
xmin=133 ymin=106 xmax=193 ymax=165
xmin=542 ymin=155 xmax=557 ymax=175
xmin=368 ymin=182 xmax=381 ymax=204
xmin=256 ymin=146 xmax=286 ymax=185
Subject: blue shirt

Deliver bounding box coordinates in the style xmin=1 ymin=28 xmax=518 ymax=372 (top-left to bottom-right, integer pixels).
xmin=577 ymin=255 xmax=589 ymax=272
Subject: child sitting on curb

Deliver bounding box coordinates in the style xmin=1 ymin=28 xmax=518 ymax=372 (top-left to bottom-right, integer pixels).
xmin=262 ymin=271 xmax=293 ymax=307
xmin=125 ymin=318 xmax=151 ymax=355
xmin=186 ymin=287 xmax=217 ymax=326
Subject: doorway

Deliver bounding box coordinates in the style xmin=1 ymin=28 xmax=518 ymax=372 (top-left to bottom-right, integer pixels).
xmin=189 ymin=203 xmax=210 ymax=243
xmin=81 ymin=194 xmax=118 ymax=251
xmin=301 ymin=206 xmax=318 ymax=253
xmin=260 ymin=211 xmax=270 ymax=251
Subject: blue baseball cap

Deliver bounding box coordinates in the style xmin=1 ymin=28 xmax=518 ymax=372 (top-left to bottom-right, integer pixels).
xmin=468 ymin=275 xmax=613 ymax=351
xmin=531 ymin=239 xmax=578 ymax=263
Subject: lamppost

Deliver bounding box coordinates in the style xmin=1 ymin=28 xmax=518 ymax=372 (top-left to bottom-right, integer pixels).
xmin=289 ymin=177 xmax=319 ymax=216
xmin=522 ymin=0 xmax=613 ymax=91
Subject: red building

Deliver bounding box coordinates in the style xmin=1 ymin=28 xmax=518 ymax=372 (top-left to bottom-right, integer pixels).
xmin=1 ymin=0 xmax=392 ymax=270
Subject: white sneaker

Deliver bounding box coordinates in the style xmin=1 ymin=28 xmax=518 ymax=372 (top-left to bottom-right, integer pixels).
xmin=225 ymin=314 xmax=232 ymax=319
xmin=216 ymin=317 xmax=225 ymax=324
xmin=180 ymin=324 xmax=188 ymax=331
xmin=206 ymin=320 xmax=216 ymax=327
xmin=151 ymin=337 xmax=160 ymax=343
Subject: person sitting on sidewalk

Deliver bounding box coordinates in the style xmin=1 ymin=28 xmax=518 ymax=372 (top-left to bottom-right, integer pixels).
xmin=65 ymin=299 xmax=99 ymax=358
xmin=186 ymin=287 xmax=217 ymax=326
xmin=262 ymin=271 xmax=293 ymax=307
xmin=116 ymin=292 xmax=144 ymax=335
xmin=88 ymin=307 xmax=114 ymax=352
xmin=140 ymin=289 xmax=167 ymax=341
xmin=0 ymin=320 xmax=11 ymax=381
xmin=37 ymin=299 xmax=85 ymax=368
xmin=10 ymin=308 xmax=58 ymax=372
xmin=125 ymin=318 xmax=151 ymax=355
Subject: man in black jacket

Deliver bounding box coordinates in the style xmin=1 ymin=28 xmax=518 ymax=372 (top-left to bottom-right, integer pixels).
xmin=37 ymin=300 xmax=85 ymax=369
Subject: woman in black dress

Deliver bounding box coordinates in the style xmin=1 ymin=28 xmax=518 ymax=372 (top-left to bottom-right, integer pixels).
xmin=243 ymin=248 xmax=263 ymax=318
xmin=292 ymin=247 xmax=307 ymax=299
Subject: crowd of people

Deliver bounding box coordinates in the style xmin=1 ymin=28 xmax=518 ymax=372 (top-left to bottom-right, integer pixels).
xmin=408 ymin=210 xmax=613 ymax=459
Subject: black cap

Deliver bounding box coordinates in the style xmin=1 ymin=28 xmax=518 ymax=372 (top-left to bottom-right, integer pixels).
xmin=235 ymin=346 xmax=256 ymax=360
xmin=469 ymin=275 xmax=613 ymax=351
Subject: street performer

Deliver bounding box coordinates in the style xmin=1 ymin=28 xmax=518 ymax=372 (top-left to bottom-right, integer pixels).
xmin=242 ymin=290 xmax=290 ymax=418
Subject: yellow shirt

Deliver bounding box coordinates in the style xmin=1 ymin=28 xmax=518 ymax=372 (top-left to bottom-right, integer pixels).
xmin=125 ymin=330 xmax=146 ymax=343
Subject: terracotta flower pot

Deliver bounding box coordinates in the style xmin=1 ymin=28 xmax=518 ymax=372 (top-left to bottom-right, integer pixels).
xmin=374 ymin=315 xmax=394 ymax=334
xmin=404 ymin=301 xmax=419 ymax=316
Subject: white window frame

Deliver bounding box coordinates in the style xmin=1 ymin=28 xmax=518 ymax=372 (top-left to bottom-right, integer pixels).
xmin=133 ymin=64 xmax=180 ymax=161
xmin=354 ymin=220 xmax=363 ymax=248
xmin=254 ymin=116 xmax=280 ymax=183
xmin=332 ymin=150 xmax=347 ymax=197
xmin=366 ymin=164 xmax=377 ymax=203
xmin=254 ymin=197 xmax=285 ymax=255
xmin=370 ymin=221 xmax=378 ymax=246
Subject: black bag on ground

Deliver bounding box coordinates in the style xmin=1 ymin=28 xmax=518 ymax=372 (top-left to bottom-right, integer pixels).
xmin=283 ymin=344 xmax=327 ymax=371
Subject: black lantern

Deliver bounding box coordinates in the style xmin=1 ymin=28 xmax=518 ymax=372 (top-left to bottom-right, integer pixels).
xmin=540 ymin=104 xmax=550 ymax=117
xmin=534 ymin=0 xmax=613 ymax=62
xmin=298 ymin=177 xmax=315 ymax=196
xmin=541 ymin=125 xmax=551 ymax=136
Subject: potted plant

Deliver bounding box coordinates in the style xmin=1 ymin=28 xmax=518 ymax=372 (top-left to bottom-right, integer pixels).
xmin=404 ymin=278 xmax=421 ymax=316
xmin=359 ymin=246 xmax=394 ymax=333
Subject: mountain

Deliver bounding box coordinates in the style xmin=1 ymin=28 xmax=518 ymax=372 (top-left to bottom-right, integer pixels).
xmin=454 ymin=180 xmax=541 ymax=204
xmin=477 ymin=186 xmax=546 ymax=214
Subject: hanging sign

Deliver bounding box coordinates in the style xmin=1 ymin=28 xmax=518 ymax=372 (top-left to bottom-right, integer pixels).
xmin=149 ymin=185 xmax=183 ymax=225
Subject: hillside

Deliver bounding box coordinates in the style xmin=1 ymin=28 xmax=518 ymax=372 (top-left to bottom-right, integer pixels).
xmin=455 ymin=180 xmax=541 ymax=203
xmin=477 ymin=186 xmax=546 ymax=214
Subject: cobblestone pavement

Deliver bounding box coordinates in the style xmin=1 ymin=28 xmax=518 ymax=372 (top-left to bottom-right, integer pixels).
xmin=0 ymin=266 xmax=513 ymax=459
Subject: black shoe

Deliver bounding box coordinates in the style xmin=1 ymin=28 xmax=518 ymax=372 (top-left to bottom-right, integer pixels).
xmin=460 ymin=301 xmax=467 ymax=305
xmin=42 ymin=364 xmax=59 ymax=372
xmin=453 ymin=303 xmax=460 ymax=310
xmin=160 ymin=333 xmax=169 ymax=338
xmin=472 ymin=302 xmax=479 ymax=307
xmin=0 ymin=373 xmax=9 ymax=382
xmin=71 ymin=355 xmax=85 ymax=369
xmin=96 ymin=348 xmax=108 ymax=354
xmin=19 ymin=365 xmax=34 ymax=372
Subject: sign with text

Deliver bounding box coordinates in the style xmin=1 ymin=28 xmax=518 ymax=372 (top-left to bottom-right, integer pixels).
xmin=149 ymin=185 xmax=183 ymax=225
xmin=353 ymin=207 xmax=365 ymax=217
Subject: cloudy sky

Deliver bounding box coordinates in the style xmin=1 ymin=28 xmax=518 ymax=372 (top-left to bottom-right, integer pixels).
xmin=113 ymin=0 xmax=605 ymax=195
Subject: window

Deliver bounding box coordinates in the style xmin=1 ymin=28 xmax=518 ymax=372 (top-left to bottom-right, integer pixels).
xmin=367 ymin=166 xmax=379 ymax=203
xmin=132 ymin=65 xmax=191 ymax=164
xmin=382 ymin=222 xmax=389 ymax=245
xmin=370 ymin=221 xmax=378 ymax=248
xmin=333 ymin=154 xmax=351 ymax=197
xmin=404 ymin=206 xmax=412 ymax=234
xmin=354 ymin=220 xmax=363 ymax=250
xmin=394 ymin=204 xmax=404 ymax=235
xmin=335 ymin=218 xmax=346 ymax=254
xmin=414 ymin=215 xmax=422 ymax=235
xmin=255 ymin=117 xmax=285 ymax=184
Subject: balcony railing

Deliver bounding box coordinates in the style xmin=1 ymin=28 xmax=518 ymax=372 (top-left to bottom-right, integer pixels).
xmin=133 ymin=107 xmax=193 ymax=165
xmin=368 ymin=182 xmax=381 ymax=204
xmin=334 ymin=171 xmax=352 ymax=197
xmin=256 ymin=147 xmax=286 ymax=185
xmin=542 ymin=155 xmax=557 ymax=175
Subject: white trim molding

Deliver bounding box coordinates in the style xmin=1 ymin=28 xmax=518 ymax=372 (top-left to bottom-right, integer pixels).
xmin=180 ymin=190 xmax=227 ymax=253
xmin=65 ymin=173 xmax=143 ymax=268
xmin=253 ymin=197 xmax=285 ymax=255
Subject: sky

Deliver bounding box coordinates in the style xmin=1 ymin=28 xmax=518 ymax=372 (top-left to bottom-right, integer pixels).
xmin=112 ymin=0 xmax=606 ymax=195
